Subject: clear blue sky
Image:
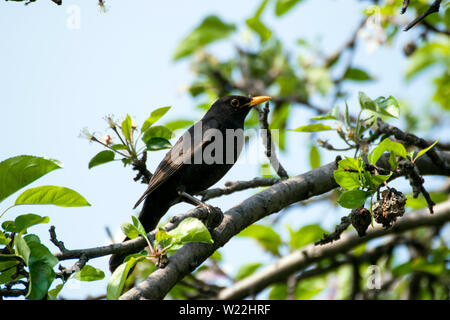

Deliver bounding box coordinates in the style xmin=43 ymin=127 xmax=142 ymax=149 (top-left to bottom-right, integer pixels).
xmin=0 ymin=0 xmax=446 ymax=299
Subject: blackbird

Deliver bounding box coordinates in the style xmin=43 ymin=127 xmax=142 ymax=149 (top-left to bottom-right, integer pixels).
xmin=109 ymin=95 xmax=271 ymax=272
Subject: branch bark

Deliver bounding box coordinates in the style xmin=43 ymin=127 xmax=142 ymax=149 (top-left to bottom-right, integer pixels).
xmin=216 ymin=200 xmax=450 ymax=300
xmin=118 ymin=151 xmax=450 ymax=300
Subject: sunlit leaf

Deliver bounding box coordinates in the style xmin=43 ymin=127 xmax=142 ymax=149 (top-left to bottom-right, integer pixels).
xmin=413 ymin=138 xmax=440 ymax=162
xmin=0 ymin=156 xmax=63 ymax=203
xmin=88 ymin=150 xmax=115 ymax=169
xmin=288 ymin=224 xmax=326 ymax=249
xmin=238 ymin=224 xmax=281 ymax=255
xmin=1 ymin=214 xmax=50 ymax=233
xmin=309 ymin=145 xmax=321 ymax=169
xmin=344 ymin=67 xmax=374 ymax=81
xmin=337 ymin=189 xmax=370 ymax=208
xmin=141 ymin=107 xmax=171 ymax=132
xmin=235 ymin=262 xmax=262 ymax=280
xmin=121 ymin=114 xmax=133 ymax=142
xmin=15 ymin=186 xmax=91 ymax=207
xmin=292 ymin=124 xmax=333 ymax=132
xmin=275 ymin=0 xmax=304 ymax=16
xmin=146 ymin=137 xmax=172 ymax=151
xmin=173 ymin=15 xmax=236 ymax=60
xmin=74 ymin=265 xmax=105 ymax=281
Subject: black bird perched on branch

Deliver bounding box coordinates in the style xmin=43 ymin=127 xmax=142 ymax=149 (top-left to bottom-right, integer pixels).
xmin=109 ymin=95 xmax=271 ymax=272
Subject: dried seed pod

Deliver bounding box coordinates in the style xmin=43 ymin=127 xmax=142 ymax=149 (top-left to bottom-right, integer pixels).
xmin=372 ymin=188 xmax=407 ymax=228
xmin=351 ymin=207 xmax=372 ymax=237
xmin=403 ymin=41 xmax=417 ymax=56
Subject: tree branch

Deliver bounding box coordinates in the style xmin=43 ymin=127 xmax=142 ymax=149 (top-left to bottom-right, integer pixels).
xmin=403 ymin=0 xmax=442 ymax=31
xmin=216 ymin=200 xmax=450 ymax=300
xmin=256 ymin=102 xmax=289 ymax=179
xmin=195 ymin=177 xmax=281 ymax=201
xmin=118 ymin=151 xmax=450 ymax=300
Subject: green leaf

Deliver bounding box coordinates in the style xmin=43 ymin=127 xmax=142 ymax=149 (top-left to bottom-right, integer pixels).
xmin=344 ymin=102 xmax=351 ymax=128
xmin=88 ymin=150 xmax=115 ymax=169
xmin=406 ymin=192 xmax=448 ymax=210
xmin=292 ymin=124 xmax=333 ymax=132
xmin=14 ymin=234 xmax=30 ymax=265
xmin=0 ymin=265 xmax=17 ymax=285
xmin=406 ymin=41 xmax=450 ymax=80
xmin=238 ymin=224 xmax=281 ymax=255
xmin=15 ymin=186 xmax=91 ymax=207
xmin=343 ymin=67 xmax=373 ymax=81
xmin=369 ymin=172 xmax=392 ymax=186
xmin=333 ymin=157 xmax=364 ymax=190
xmin=120 ymin=222 xmax=140 ymax=239
xmin=27 ymin=262 xmax=56 ymax=300
xmin=210 ymin=250 xmax=222 ymax=262
xmin=337 ymin=189 xmax=369 ymax=209
xmin=235 ymin=262 xmax=262 ymax=280
xmin=155 ymin=228 xmax=175 ymax=250
xmin=24 ymin=234 xmax=58 ymax=267
xmin=288 ymin=224 xmax=326 ymax=249
xmin=0 ymin=156 xmax=63 ymax=203
xmin=309 ymin=145 xmax=321 ymax=169
xmin=393 ymin=258 xmax=445 ymax=277
xmin=358 ymin=92 xmax=377 ymax=111
xmin=275 ymin=0 xmax=304 ymax=16
xmin=368 ymin=138 xmax=407 ymax=165
xmin=246 ymin=0 xmax=272 ymax=41
xmin=121 ymin=114 xmax=133 ymax=142
xmin=141 ymin=107 xmax=171 ymax=132
xmin=107 ymin=256 xmax=141 ymax=300
xmin=333 ymin=169 xmax=361 ymax=190
xmin=2 ymin=214 xmax=50 ymax=233
xmin=47 ymin=283 xmax=64 ymax=300
xmin=142 ymin=126 xmax=173 ymax=144
xmin=167 ymin=217 xmax=213 ymax=245
xmin=338 ymin=157 xmax=361 ymax=170
xmin=374 ymin=96 xmax=400 ymax=118
xmin=269 ymin=283 xmax=287 ymax=300
xmin=110 ymin=144 xmax=128 ymax=151
xmin=74 ymin=265 xmax=105 ymax=281
xmin=0 ymin=231 xmax=11 ymax=245
xmin=173 ymin=15 xmax=236 ymax=60
xmin=295 ymin=278 xmax=325 ymax=300
xmin=413 ymin=138 xmax=440 ymax=162
xmin=164 ymin=119 xmax=195 ymax=131
xmin=246 ymin=17 xmax=272 ymax=42
xmin=310 ymin=106 xmax=339 ymax=120
xmin=131 ymin=216 xmax=147 ymax=239
xmin=0 ymin=254 xmax=20 ymax=264
xmin=146 ymin=137 xmax=172 ymax=151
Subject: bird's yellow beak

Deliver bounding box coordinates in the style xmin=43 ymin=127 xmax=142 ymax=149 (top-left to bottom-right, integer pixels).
xmin=248 ymin=96 xmax=272 ymax=107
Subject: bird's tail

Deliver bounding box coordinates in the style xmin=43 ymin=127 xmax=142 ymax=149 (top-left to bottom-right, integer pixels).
xmin=109 ymin=194 xmax=171 ymax=273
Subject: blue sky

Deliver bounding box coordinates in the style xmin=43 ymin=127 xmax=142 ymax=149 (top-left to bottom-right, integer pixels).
xmin=1 ymin=0 xmax=447 ymax=299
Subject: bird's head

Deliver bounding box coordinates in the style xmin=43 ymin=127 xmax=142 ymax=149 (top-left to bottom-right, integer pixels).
xmin=207 ymin=95 xmax=272 ymax=123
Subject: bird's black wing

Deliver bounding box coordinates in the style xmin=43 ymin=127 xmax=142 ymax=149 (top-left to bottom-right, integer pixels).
xmin=133 ymin=120 xmax=216 ymax=209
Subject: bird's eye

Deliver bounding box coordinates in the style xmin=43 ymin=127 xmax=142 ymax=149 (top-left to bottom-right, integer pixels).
xmin=230 ymin=99 xmax=239 ymax=108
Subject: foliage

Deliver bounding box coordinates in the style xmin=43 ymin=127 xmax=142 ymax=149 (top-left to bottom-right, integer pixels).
xmin=0 ymin=156 xmax=92 ymax=300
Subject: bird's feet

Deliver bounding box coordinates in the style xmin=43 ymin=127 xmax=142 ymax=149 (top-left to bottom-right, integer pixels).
xmin=173 ymin=190 xmax=224 ymax=230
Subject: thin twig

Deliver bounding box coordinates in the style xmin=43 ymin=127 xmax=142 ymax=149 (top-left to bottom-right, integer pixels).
xmin=256 ymin=102 xmax=289 ymax=179
xmin=403 ymin=0 xmax=442 ymax=31
xmin=196 ymin=177 xmax=281 ymax=201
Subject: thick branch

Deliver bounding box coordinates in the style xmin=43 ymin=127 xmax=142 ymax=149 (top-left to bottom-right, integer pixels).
xmin=118 ymin=151 xmax=450 ymax=300
xmin=216 ymin=200 xmax=450 ymax=300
